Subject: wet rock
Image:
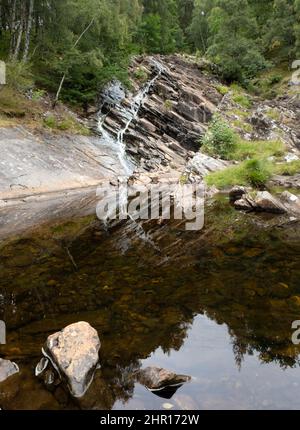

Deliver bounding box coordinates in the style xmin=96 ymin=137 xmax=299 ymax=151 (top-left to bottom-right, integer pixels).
xmin=0 ymin=359 xmax=19 ymax=383
xmin=99 ymin=80 xmax=126 ymax=108
xmin=229 ymin=186 xmax=247 ymax=203
xmin=234 ymin=196 xmax=254 ymax=211
xmin=35 ymin=357 xmax=49 ymax=377
xmin=136 ymin=366 xmax=191 ymax=399
xmin=234 ymin=191 xmax=287 ymax=214
xmin=94 ymin=55 xmax=221 ymax=172
xmin=43 ymin=322 xmax=100 ymax=398
xmin=280 ymin=191 xmax=300 ymax=215
xmin=254 ymin=191 xmax=287 ymax=214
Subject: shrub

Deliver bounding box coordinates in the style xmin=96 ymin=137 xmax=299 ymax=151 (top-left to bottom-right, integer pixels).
xmin=232 ymin=93 xmax=252 ymax=108
xmin=244 ymin=159 xmax=271 ymax=188
xmin=164 ymin=99 xmax=173 ymax=110
xmin=134 ymin=68 xmax=148 ymax=82
xmin=6 ymin=61 xmax=33 ymax=92
xmin=216 ymin=85 xmax=229 ymax=95
xmin=268 ymin=74 xmax=283 ymax=85
xmin=229 ymin=84 xmax=252 ymax=108
xmin=32 ymin=89 xmax=46 ymax=101
xmin=201 ymin=116 xmax=238 ymax=159
xmin=43 ymin=115 xmax=57 ymax=129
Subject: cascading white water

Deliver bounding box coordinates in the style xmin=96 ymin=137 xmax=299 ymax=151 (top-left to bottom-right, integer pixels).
xmin=97 ymin=59 xmax=164 ymax=176
xmin=97 ymin=59 xmax=164 ymax=247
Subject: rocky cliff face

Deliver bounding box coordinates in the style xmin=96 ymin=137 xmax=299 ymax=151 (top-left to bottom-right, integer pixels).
xmin=95 ymin=55 xmax=222 ymax=173
xmin=95 ymin=54 xmax=300 ymax=183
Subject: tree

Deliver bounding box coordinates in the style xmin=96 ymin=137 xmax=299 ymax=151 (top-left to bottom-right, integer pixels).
xmin=138 ymin=0 xmax=183 ymax=53
xmin=22 ymin=0 xmax=34 ymax=62
xmin=206 ymin=0 xmax=267 ymax=81
xmin=188 ymin=0 xmax=215 ymax=53
xmin=263 ymin=0 xmax=296 ymax=61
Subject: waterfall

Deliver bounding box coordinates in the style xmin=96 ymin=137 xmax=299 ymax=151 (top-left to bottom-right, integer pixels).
xmin=96 ymin=59 xmax=164 ymax=249
xmin=97 ymin=59 xmax=164 ymax=176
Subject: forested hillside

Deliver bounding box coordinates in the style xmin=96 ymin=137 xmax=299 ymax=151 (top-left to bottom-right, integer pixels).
xmin=0 ymin=0 xmax=299 ymax=106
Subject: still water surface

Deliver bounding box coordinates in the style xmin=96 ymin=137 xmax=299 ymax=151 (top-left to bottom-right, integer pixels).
xmin=0 ymin=199 xmax=300 ymax=410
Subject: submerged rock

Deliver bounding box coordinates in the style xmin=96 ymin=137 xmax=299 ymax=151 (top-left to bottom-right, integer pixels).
xmin=0 ymin=358 xmax=19 ymax=383
xmin=42 ymin=322 xmax=100 ymax=398
xmin=136 ymin=366 xmax=191 ymax=399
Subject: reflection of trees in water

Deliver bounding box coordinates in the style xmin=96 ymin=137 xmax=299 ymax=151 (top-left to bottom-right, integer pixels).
xmin=0 ymin=210 xmax=300 ymax=408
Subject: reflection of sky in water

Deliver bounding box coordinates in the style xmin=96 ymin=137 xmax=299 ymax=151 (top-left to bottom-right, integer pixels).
xmin=115 ymin=315 xmax=300 ymax=410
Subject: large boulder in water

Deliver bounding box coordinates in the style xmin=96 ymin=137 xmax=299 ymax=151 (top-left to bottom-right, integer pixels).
xmin=42 ymin=322 xmax=100 ymax=398
xmin=0 ymin=358 xmax=19 ymax=383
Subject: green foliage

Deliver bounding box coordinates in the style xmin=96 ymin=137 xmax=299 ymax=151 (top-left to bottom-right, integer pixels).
xmin=244 ymin=158 xmax=272 ymax=187
xmin=230 ymin=139 xmax=285 ymax=160
xmin=31 ymin=89 xmax=46 ymax=101
xmin=216 ymin=85 xmax=229 ymax=95
xmin=206 ymin=0 xmax=267 ymax=82
xmin=6 ymin=62 xmax=34 ymax=92
xmin=262 ymin=0 xmax=296 ymax=61
xmin=164 ymin=99 xmax=173 ymax=110
xmin=201 ymin=115 xmax=239 ymax=159
xmin=134 ymin=68 xmax=148 ymax=82
xmin=43 ymin=115 xmax=57 ymax=129
xmin=274 ymin=160 xmax=300 ymax=176
xmin=249 ymin=64 xmax=290 ymax=98
xmin=295 ymin=0 xmax=300 ymax=57
xmin=137 ymin=0 xmax=184 ymax=54
xmin=206 ymin=158 xmax=273 ymax=188
xmin=43 ymin=114 xmax=91 ymax=135
xmin=0 ymin=0 xmax=299 ymax=107
xmin=231 ymin=119 xmax=253 ymax=133
xmin=265 ymin=108 xmax=281 ymax=121
xmin=228 ymin=84 xmax=253 ymax=107
xmin=0 ymin=87 xmax=27 ymax=118
xmin=188 ymin=0 xmax=214 ymax=53
xmin=232 ymin=94 xmax=252 ymax=108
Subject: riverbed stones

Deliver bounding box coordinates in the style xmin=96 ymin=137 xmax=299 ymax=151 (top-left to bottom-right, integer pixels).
xmin=229 ymin=186 xmax=247 ymax=203
xmin=0 ymin=358 xmax=19 ymax=383
xmin=136 ymin=366 xmax=191 ymax=392
xmin=43 ymin=321 xmax=100 ymax=398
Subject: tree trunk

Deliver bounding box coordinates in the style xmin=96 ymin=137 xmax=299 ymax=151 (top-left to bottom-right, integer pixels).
xmin=22 ymin=0 xmax=34 ymax=62
xmin=9 ymin=0 xmax=17 ymax=59
xmin=12 ymin=17 xmax=24 ymax=61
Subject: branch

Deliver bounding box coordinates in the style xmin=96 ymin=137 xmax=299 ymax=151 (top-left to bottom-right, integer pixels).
xmin=52 ymin=17 xmax=95 ymax=108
